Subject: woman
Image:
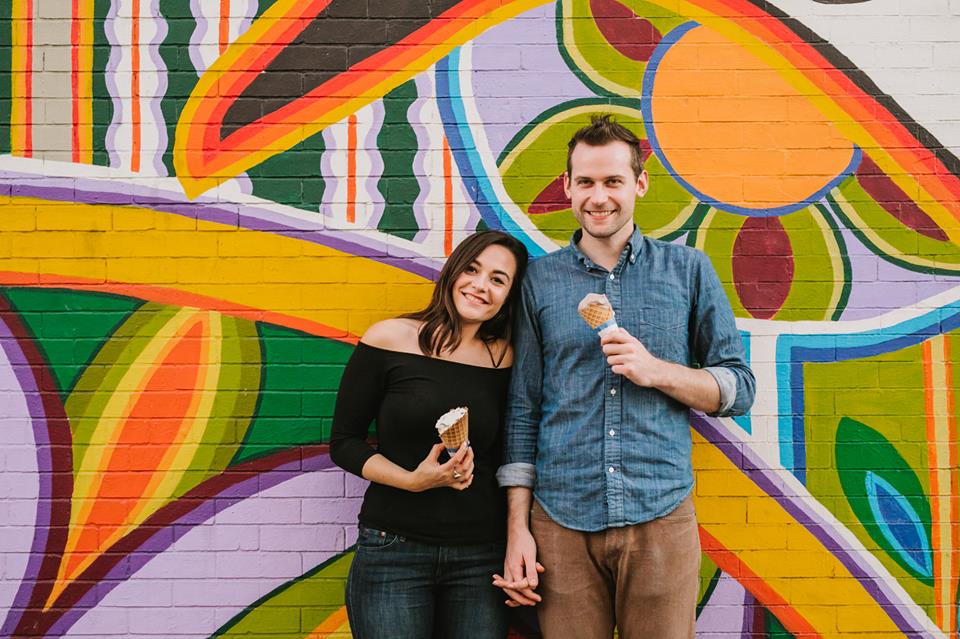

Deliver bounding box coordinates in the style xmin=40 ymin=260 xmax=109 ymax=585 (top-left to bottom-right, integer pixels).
xmin=330 ymin=230 xmax=529 ymax=639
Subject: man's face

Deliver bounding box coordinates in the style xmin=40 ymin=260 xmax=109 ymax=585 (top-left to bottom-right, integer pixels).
xmin=564 ymin=140 xmax=648 ymax=241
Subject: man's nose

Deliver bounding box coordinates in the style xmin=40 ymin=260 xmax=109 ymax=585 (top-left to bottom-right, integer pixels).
xmin=590 ymin=184 xmax=608 ymax=203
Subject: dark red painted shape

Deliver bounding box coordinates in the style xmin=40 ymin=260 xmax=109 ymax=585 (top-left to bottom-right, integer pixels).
xmin=590 ymin=0 xmax=662 ymax=62
xmin=732 ymin=217 xmax=794 ymax=320
xmin=529 ymin=175 xmax=569 ymax=214
xmin=855 ymin=153 xmax=948 ymax=242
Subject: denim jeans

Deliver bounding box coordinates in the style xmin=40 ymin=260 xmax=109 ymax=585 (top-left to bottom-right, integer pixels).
xmin=346 ymin=525 xmax=509 ymax=639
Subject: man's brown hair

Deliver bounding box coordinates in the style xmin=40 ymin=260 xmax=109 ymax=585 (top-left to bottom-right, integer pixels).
xmin=566 ymin=114 xmax=645 ymax=179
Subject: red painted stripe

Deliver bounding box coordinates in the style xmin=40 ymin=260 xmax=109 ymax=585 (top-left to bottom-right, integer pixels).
xmin=23 ymin=0 xmax=33 ymax=157
xmin=346 ymin=114 xmax=357 ymax=224
xmin=219 ymin=0 xmax=230 ymax=55
xmin=131 ymin=0 xmax=141 ymax=172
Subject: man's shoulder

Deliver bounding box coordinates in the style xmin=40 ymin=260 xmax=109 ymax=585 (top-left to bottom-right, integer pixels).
xmin=526 ymin=245 xmax=573 ymax=277
xmin=641 ymin=235 xmax=704 ymax=266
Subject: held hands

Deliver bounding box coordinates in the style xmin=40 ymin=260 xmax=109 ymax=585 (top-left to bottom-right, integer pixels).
xmin=492 ymin=527 xmax=545 ymax=607
xmin=600 ymin=327 xmax=663 ymax=387
xmin=406 ymin=442 xmax=474 ymax=492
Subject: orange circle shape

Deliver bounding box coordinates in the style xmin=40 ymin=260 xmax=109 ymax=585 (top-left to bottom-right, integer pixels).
xmin=648 ymin=25 xmax=855 ymax=212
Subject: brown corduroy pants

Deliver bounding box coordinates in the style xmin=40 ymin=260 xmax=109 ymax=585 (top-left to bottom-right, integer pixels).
xmin=529 ymin=495 xmax=700 ymax=639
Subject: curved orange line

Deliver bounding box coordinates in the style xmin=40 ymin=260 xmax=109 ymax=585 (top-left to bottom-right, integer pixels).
xmin=0 ymin=271 xmax=360 ymax=345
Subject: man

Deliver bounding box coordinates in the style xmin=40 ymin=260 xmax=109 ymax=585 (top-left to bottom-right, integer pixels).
xmin=494 ymin=115 xmax=755 ymax=638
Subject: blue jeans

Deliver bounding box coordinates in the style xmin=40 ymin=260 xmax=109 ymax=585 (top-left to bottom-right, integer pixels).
xmin=346 ymin=525 xmax=509 ymax=639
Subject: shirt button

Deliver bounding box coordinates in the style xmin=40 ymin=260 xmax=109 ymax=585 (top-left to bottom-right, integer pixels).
xmin=609 ymin=430 xmax=615 ymax=437
xmin=630 ymin=255 xmax=636 ymax=263
xmin=608 ymin=467 xmax=616 ymax=473
xmin=609 ymin=273 xmax=615 ymax=280
xmin=610 ymin=388 xmax=617 ymax=396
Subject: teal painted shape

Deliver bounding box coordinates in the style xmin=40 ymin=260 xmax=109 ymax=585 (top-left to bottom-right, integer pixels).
xmin=864 ymin=471 xmax=933 ymax=578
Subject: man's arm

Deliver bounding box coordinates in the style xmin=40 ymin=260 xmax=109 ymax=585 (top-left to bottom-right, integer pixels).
xmin=492 ymin=487 xmax=543 ymax=606
xmin=601 ymin=250 xmax=754 ymax=415
xmin=494 ymin=276 xmax=545 ymax=605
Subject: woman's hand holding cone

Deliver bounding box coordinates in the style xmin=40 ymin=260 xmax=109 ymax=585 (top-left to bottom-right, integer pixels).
xmin=406 ymin=442 xmax=474 ymax=492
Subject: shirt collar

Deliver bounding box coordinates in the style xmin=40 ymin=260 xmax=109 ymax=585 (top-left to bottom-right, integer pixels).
xmin=569 ymin=225 xmax=644 ymax=269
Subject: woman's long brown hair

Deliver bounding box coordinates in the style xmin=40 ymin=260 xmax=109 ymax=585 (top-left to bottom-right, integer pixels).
xmin=403 ymin=230 xmax=528 ymax=358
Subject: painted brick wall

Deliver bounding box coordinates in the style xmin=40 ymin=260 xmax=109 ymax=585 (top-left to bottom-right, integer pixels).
xmin=1 ymin=0 xmax=959 ymax=637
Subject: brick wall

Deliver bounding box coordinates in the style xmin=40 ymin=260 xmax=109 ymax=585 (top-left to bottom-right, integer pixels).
xmin=0 ymin=0 xmax=958 ymax=637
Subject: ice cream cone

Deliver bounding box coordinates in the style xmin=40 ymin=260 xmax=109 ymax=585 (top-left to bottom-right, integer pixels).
xmin=436 ymin=407 xmax=469 ymax=454
xmin=578 ymin=294 xmax=618 ymax=335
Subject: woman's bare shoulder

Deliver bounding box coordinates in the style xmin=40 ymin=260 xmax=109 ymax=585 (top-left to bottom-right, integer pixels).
xmin=360 ymin=318 xmax=421 ymax=353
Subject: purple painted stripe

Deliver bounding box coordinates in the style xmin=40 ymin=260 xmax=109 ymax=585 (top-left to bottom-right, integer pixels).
xmin=691 ymin=412 xmax=935 ymax=636
xmin=0 ymin=315 xmax=53 ymax=636
xmin=0 ymin=172 xmax=443 ymax=281
xmin=44 ymin=450 xmax=337 ymax=637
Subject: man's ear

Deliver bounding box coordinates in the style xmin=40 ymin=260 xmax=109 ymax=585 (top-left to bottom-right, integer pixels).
xmin=563 ymin=171 xmax=572 ymax=199
xmin=635 ymin=169 xmax=649 ymax=198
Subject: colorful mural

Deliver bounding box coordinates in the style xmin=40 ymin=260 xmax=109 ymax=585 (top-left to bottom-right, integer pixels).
xmin=0 ymin=0 xmax=958 ymax=637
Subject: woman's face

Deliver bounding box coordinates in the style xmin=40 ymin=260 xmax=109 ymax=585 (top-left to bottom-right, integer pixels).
xmin=451 ymin=244 xmax=518 ymax=326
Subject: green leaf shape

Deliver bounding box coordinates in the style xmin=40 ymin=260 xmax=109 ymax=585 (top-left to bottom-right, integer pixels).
xmin=836 ymin=416 xmax=932 ymax=585
xmin=688 ymin=204 xmax=849 ymax=321
xmin=233 ymin=323 xmax=355 ymax=465
xmin=830 ymin=174 xmax=960 ymax=275
xmin=498 ymin=99 xmax=695 ymax=246
xmin=212 ymin=551 xmax=353 ymax=639
xmin=1 ymin=287 xmax=143 ymax=398
xmin=557 ymin=0 xmax=686 ymax=96
xmin=65 ymin=303 xmax=261 ymax=489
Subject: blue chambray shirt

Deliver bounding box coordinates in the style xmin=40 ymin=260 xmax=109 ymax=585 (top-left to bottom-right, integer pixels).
xmin=497 ymin=227 xmax=755 ymax=532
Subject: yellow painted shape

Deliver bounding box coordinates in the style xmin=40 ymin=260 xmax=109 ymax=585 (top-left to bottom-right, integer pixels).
xmin=650 ymin=25 xmax=853 ymax=209
xmin=0 ymin=196 xmax=433 ymax=338
xmin=10 ymin=0 xmax=31 ymax=157
xmin=692 ymin=429 xmax=905 ymax=636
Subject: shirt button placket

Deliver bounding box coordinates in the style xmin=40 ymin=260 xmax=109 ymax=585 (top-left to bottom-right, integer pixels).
xmin=603 ymin=260 xmax=625 ymax=526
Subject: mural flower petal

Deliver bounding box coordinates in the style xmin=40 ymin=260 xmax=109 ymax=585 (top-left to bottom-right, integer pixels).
xmin=690 ymin=205 xmax=850 ymax=321
xmin=51 ymin=305 xmax=260 ymax=607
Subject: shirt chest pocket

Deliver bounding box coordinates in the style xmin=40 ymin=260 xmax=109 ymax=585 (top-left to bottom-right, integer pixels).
xmin=622 ymin=306 xmax=688 ymax=364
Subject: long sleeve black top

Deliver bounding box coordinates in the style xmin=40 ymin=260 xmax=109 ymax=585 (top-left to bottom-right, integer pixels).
xmin=330 ymin=343 xmax=510 ymax=544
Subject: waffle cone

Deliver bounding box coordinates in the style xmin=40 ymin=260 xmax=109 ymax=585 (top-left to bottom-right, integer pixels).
xmin=439 ymin=412 xmax=469 ymax=452
xmin=579 ymin=303 xmax=614 ymax=330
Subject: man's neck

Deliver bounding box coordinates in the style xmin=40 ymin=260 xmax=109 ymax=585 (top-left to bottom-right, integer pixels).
xmin=576 ymin=224 xmax=633 ymax=271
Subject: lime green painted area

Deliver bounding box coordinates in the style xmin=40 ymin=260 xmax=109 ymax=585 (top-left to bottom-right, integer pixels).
xmin=835 ymin=175 xmax=960 ymax=273
xmin=498 ymin=101 xmax=693 ymax=246
xmin=559 ymin=0 xmax=686 ymax=96
xmin=2 ymin=287 xmax=143 ymax=398
xmin=696 ymin=555 xmax=720 ymax=610
xmin=233 ymin=323 xmax=355 ymax=465
xmin=803 ymin=344 xmax=934 ymax=612
xmin=212 ymin=551 xmax=354 ymax=638
xmin=693 ymin=206 xmax=847 ymax=321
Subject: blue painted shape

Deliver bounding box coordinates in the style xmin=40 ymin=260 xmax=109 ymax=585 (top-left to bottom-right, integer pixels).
xmin=733 ymin=330 xmax=752 ymax=434
xmin=864 ymin=471 xmax=932 ymax=578
xmin=435 ymin=49 xmax=547 ymax=257
xmin=640 ymin=21 xmax=861 ymax=218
